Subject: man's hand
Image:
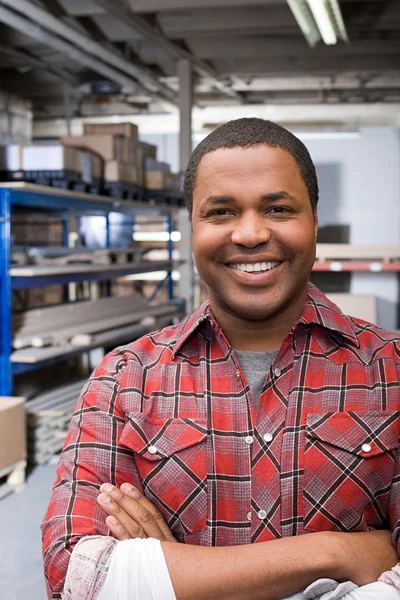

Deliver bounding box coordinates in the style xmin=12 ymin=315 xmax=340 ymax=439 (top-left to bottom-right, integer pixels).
xmin=97 ymin=482 xmax=178 ymax=543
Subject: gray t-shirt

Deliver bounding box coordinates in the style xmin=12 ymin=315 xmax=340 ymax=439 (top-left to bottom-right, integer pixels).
xmin=234 ymin=349 xmax=278 ymax=409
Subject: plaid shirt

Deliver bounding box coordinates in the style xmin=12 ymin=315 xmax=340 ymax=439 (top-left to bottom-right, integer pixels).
xmin=42 ymin=284 xmax=400 ymax=598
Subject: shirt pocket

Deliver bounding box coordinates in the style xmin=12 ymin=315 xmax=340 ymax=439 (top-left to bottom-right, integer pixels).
xmin=303 ymin=410 xmax=400 ymax=532
xmin=120 ymin=412 xmax=208 ymax=536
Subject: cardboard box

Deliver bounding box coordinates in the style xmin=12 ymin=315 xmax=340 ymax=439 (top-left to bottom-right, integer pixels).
xmin=145 ymin=158 xmax=170 ymax=172
xmin=83 ymin=122 xmax=138 ymax=140
xmin=145 ymin=170 xmax=168 ymax=189
xmin=62 ymin=134 xmax=124 ymax=162
xmin=140 ymin=141 xmax=157 ymax=160
xmin=0 ymin=397 xmax=26 ymax=471
xmin=22 ymin=145 xmax=81 ymax=172
xmin=104 ymin=160 xmax=127 ymax=182
xmin=123 ymin=138 xmax=140 ymax=164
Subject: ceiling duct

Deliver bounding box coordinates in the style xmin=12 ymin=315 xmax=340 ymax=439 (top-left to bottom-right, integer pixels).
xmin=287 ymin=0 xmax=348 ymax=47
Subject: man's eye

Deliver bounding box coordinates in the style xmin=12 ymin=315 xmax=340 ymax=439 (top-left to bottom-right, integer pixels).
xmin=270 ymin=206 xmax=289 ymax=214
xmin=209 ymin=209 xmax=231 ymax=216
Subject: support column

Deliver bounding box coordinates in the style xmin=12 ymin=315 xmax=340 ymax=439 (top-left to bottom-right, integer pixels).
xmin=178 ymin=59 xmax=194 ymax=315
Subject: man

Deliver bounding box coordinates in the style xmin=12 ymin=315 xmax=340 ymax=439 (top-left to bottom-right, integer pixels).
xmin=42 ymin=118 xmax=400 ymax=600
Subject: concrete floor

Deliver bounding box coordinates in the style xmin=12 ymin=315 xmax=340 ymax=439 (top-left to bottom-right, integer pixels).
xmin=0 ymin=464 xmax=57 ymax=600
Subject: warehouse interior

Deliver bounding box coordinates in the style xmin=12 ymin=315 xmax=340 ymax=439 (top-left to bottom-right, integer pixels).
xmin=0 ymin=0 xmax=400 ymax=598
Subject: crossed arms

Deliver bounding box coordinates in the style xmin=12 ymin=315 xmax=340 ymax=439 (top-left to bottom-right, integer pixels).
xmin=94 ymin=482 xmax=399 ymax=600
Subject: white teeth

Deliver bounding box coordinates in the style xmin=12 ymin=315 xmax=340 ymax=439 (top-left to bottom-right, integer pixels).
xmin=229 ymin=262 xmax=281 ymax=273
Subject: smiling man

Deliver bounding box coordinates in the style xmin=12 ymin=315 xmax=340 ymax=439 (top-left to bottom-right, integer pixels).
xmin=42 ymin=119 xmax=400 ymax=600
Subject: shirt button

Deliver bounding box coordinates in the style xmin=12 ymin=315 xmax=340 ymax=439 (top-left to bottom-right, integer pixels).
xmin=361 ymin=443 xmax=372 ymax=453
xmin=274 ymin=367 xmax=281 ymax=377
xmin=263 ymin=432 xmax=273 ymax=443
xmin=148 ymin=445 xmax=158 ymax=454
xmin=258 ymin=510 xmax=267 ymax=520
xmin=245 ymin=435 xmax=253 ymax=445
xmin=247 ymin=511 xmax=252 ymax=521
xmin=235 ymin=370 xmax=241 ymax=378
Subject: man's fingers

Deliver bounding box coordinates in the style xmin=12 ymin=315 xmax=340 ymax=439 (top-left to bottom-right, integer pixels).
xmin=97 ymin=493 xmax=146 ymax=539
xmin=106 ymin=516 xmax=131 ymax=541
xmin=98 ymin=484 xmax=166 ymax=540
xmin=120 ymin=483 xmax=178 ymax=543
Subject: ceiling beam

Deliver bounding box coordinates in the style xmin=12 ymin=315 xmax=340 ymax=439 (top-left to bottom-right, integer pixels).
xmin=186 ymin=36 xmax=400 ymax=60
xmin=0 ymin=43 xmax=78 ymax=89
xmin=213 ymin=55 xmax=400 ymax=76
xmin=94 ymin=0 xmax=239 ymax=98
xmin=0 ymin=0 xmax=178 ymax=106
xmin=125 ymin=0 xmax=387 ymax=11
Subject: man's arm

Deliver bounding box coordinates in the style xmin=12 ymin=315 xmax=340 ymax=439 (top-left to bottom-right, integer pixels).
xmin=41 ymin=349 xmax=140 ymax=599
xmin=378 ymin=449 xmax=400 ymax=589
xmin=97 ymin=483 xmax=398 ymax=600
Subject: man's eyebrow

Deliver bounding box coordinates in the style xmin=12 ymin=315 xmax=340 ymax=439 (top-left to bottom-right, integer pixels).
xmin=261 ymin=191 xmax=299 ymax=203
xmin=205 ymin=196 xmax=235 ymax=205
xmin=204 ymin=192 xmax=299 ymax=205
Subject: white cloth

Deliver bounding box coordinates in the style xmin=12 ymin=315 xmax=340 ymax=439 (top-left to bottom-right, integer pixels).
xmin=96 ymin=538 xmax=176 ymax=600
xmin=284 ymin=579 xmax=400 ymax=600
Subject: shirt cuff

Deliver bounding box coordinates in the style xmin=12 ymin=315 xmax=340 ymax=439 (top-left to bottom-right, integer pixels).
xmin=62 ymin=535 xmax=118 ymax=600
xmin=378 ymin=562 xmax=400 ymax=590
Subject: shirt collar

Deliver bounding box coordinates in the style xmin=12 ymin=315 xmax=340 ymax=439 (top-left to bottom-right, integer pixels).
xmin=300 ymin=283 xmax=360 ymax=347
xmin=172 ymin=283 xmax=360 ymax=358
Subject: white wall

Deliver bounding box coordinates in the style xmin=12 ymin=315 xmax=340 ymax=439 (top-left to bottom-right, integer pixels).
xmin=302 ymin=128 xmax=400 ymax=330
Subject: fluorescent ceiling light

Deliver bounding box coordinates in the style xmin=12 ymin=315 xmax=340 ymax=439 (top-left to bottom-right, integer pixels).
xmin=287 ymin=0 xmax=348 ymax=47
xmin=287 ymin=0 xmax=321 ymax=47
xmin=308 ymin=0 xmax=337 ymax=44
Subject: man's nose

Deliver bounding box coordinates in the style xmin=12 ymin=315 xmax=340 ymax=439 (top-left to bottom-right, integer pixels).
xmin=230 ymin=213 xmax=271 ymax=248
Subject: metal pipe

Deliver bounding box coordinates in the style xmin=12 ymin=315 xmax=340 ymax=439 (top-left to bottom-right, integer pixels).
xmin=0 ymin=0 xmax=178 ymax=104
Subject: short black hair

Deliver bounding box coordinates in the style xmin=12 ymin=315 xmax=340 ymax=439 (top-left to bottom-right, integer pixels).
xmin=184 ymin=117 xmax=319 ymax=216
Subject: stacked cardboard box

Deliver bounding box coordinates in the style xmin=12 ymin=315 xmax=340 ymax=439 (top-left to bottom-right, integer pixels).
xmin=145 ymin=158 xmax=182 ymax=193
xmin=62 ymin=122 xmax=144 ymax=186
xmin=0 ymin=144 xmax=103 ymax=185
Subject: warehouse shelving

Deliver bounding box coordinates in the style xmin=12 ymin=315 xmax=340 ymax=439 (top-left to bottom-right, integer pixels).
xmin=0 ymin=182 xmax=184 ymax=397
xmin=314 ymin=244 xmax=400 ymax=272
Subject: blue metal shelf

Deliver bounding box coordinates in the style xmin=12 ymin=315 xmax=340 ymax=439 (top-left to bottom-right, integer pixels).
xmin=0 ymin=183 xmax=179 ymax=396
xmin=11 ymin=260 xmax=177 ymax=289
xmin=0 ymin=182 xmax=176 ymax=216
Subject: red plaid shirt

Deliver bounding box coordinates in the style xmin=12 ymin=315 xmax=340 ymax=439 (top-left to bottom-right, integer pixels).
xmin=42 ymin=284 xmax=400 ymax=598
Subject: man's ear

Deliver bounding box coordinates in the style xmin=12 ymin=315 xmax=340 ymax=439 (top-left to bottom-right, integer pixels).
xmin=313 ymin=212 xmax=319 ymax=239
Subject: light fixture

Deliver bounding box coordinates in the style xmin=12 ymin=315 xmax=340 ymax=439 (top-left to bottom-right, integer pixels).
xmin=287 ymin=0 xmax=348 ymax=47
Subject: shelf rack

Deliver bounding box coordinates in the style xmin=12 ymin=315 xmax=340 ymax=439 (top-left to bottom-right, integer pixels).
xmin=0 ymin=182 xmax=183 ymax=396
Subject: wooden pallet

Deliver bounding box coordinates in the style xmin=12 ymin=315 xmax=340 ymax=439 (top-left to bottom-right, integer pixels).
xmin=0 ymin=459 xmax=27 ymax=499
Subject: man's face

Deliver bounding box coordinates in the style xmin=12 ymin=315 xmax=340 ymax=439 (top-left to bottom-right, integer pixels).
xmin=191 ymin=144 xmax=318 ymax=324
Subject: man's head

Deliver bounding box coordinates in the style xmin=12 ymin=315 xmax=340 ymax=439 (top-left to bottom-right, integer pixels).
xmin=184 ymin=118 xmax=319 ymax=218
xmin=188 ymin=118 xmax=319 ymax=332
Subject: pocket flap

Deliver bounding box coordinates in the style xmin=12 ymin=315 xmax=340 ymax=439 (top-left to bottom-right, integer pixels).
xmin=306 ymin=411 xmax=400 ymax=457
xmin=120 ymin=412 xmax=208 ymax=460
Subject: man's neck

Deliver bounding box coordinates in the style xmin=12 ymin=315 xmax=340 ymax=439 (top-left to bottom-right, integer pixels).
xmin=209 ymin=293 xmax=307 ymax=352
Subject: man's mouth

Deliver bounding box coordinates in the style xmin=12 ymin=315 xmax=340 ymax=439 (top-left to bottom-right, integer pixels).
xmin=227 ymin=261 xmax=281 ymax=273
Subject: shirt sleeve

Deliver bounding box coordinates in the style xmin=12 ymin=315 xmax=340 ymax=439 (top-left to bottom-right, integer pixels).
xmin=41 ymin=348 xmax=143 ymax=599
xmin=378 ymin=447 xmax=400 ymax=589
